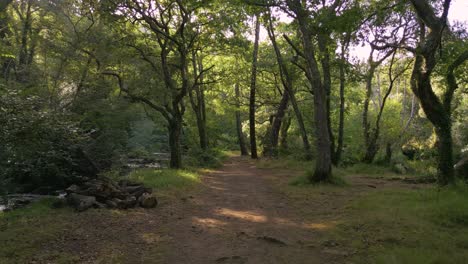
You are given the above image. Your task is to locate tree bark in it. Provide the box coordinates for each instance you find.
[279,114,291,150]
[249,15,260,159]
[168,118,183,169]
[235,82,249,156]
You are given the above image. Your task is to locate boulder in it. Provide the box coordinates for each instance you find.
[66,193,96,212]
[139,193,158,208]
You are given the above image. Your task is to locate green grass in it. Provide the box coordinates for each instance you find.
[333,184,468,263]
[0,198,76,263]
[128,168,201,189]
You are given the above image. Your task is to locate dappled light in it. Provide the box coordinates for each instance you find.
[216,208,268,223]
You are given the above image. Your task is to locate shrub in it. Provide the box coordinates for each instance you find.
[0,92,95,193]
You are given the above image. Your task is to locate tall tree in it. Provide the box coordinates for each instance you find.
[285,0,340,181]
[265,12,311,159]
[249,14,261,159]
[235,82,249,156]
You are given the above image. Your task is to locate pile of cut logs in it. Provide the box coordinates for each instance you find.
[65,177,157,211]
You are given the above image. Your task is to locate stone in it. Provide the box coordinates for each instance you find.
[139,193,158,208]
[66,193,96,212]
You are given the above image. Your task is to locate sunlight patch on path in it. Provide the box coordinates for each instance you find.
[216,208,268,223]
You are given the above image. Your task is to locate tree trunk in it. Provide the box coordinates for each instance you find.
[279,114,291,150]
[249,15,260,159]
[407,0,459,185]
[362,66,376,163]
[189,51,208,151]
[267,15,312,160]
[289,0,332,181]
[168,118,183,169]
[317,33,336,164]
[384,142,392,164]
[235,83,249,156]
[264,89,289,158]
[333,41,347,165]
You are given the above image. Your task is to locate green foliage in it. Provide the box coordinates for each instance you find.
[0,92,91,193]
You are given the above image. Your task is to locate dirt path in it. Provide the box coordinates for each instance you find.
[39,156,424,263]
[160,157,345,264]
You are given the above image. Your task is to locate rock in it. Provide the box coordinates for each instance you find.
[66,184,81,194]
[66,194,96,212]
[63,176,155,211]
[393,163,407,174]
[139,193,158,208]
[105,199,118,209]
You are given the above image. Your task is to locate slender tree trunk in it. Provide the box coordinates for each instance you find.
[333,39,347,165]
[264,89,289,158]
[267,14,312,159]
[189,51,208,151]
[249,15,260,159]
[235,83,249,156]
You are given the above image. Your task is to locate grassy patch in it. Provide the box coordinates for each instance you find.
[256,157,314,170]
[128,168,201,189]
[333,184,468,263]
[0,198,76,263]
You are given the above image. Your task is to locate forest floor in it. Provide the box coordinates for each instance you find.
[2,156,467,264]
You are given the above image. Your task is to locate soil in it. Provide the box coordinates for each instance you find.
[38,156,425,264]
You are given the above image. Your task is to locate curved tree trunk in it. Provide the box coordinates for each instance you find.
[407,0,462,185]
